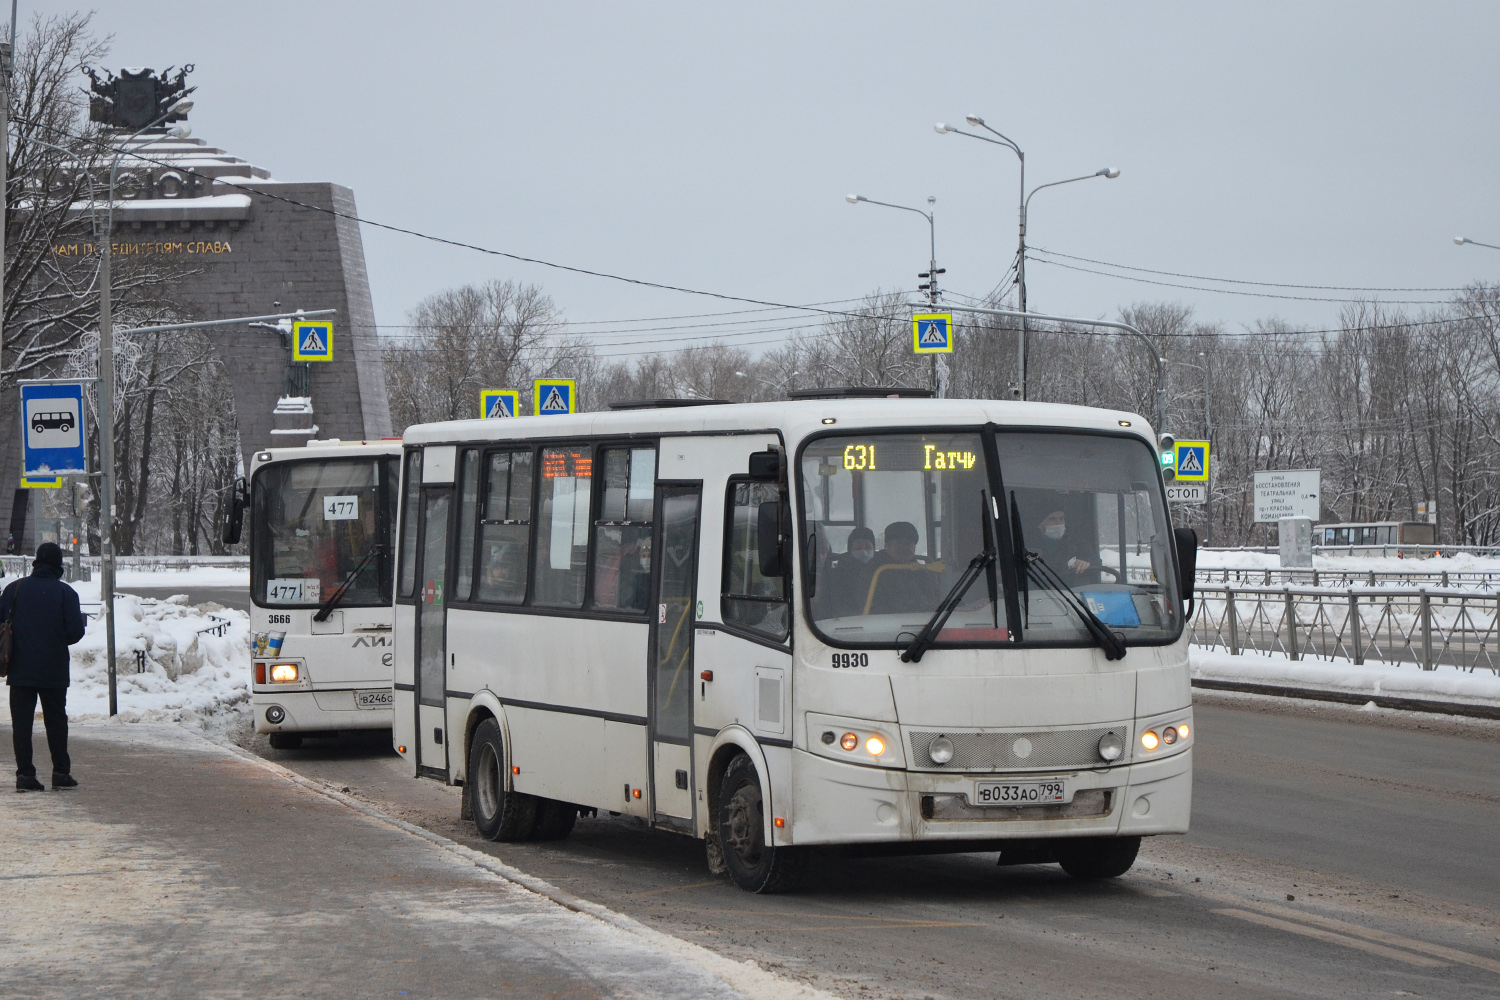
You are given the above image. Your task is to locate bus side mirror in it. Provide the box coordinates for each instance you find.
[747,449,783,481]
[757,500,785,577]
[222,480,246,546]
[1174,527,1198,618]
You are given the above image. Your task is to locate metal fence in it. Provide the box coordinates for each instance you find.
[1,554,245,579]
[1204,544,1500,558]
[1197,567,1500,591]
[1189,583,1500,675]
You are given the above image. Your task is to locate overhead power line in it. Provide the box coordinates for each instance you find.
[1030,248,1470,293]
[1029,257,1453,305]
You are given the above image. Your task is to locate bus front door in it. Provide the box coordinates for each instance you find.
[649,485,701,830]
[414,488,451,779]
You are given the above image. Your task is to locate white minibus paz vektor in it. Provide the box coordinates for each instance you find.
[246,439,403,748]
[392,392,1197,892]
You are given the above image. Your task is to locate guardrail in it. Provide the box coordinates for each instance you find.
[1189,583,1500,675]
[1197,567,1500,591]
[1202,544,1500,558]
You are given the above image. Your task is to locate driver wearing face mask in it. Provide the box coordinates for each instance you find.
[1035,509,1096,587]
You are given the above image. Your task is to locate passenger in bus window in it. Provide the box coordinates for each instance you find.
[867,522,940,614]
[1036,509,1098,588]
[825,526,876,617]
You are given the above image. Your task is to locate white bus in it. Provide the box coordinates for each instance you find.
[392,396,1196,891]
[246,439,403,749]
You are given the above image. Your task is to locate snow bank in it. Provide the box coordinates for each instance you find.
[1191,646,1500,708]
[1200,550,1500,573]
[57,566,251,595]
[1,594,252,739]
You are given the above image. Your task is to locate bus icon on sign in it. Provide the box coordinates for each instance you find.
[31,411,74,435]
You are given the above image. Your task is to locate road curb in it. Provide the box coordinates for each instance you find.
[1192,678,1500,720]
[204,734,837,1000]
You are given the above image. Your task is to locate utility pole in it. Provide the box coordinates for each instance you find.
[1,0,14,423]
[1201,350,1213,546]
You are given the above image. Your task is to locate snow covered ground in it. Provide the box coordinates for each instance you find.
[1191,647,1500,708]
[1200,550,1500,574]
[0,587,252,740]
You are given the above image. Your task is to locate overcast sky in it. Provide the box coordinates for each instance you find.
[31,1,1500,357]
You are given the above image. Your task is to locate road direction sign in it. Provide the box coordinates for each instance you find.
[1165,483,1205,504]
[20,380,88,477]
[912,313,953,354]
[1253,469,1320,523]
[533,379,576,416]
[480,389,520,419]
[292,320,334,362]
[1174,440,1210,481]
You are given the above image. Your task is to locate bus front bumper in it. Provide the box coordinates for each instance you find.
[252,688,393,735]
[780,746,1191,847]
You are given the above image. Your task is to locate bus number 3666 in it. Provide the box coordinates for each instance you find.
[831,652,869,668]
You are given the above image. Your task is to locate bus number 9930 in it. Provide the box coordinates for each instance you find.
[831,652,869,668]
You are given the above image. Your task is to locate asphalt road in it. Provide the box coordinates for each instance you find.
[243,693,1500,999]
[117,585,250,612]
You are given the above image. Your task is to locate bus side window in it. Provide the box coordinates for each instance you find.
[453,449,482,601]
[722,480,789,641]
[476,450,533,604]
[534,446,593,607]
[591,447,655,613]
[398,450,422,599]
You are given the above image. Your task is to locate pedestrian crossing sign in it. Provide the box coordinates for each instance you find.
[912,313,953,354]
[20,476,61,488]
[1173,440,1210,482]
[292,321,334,362]
[479,389,520,419]
[533,379,577,416]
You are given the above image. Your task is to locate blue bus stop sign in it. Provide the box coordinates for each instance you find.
[20,381,88,477]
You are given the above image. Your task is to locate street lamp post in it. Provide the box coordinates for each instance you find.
[845,193,947,395]
[94,106,192,715]
[1454,236,1500,251]
[936,116,1117,400]
[734,369,798,398]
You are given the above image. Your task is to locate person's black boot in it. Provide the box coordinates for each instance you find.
[51,773,77,789]
[16,775,45,792]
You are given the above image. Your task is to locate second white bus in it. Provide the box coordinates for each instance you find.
[392,396,1196,891]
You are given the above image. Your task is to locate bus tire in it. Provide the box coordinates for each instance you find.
[268,733,302,750]
[530,799,578,841]
[1056,836,1141,880]
[717,753,804,893]
[469,718,537,841]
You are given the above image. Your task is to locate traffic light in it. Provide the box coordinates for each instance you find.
[1158,433,1176,481]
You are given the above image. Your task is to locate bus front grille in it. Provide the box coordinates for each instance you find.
[907,728,1124,771]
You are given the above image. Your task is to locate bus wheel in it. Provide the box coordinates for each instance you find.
[1056,836,1141,880]
[717,754,804,893]
[469,718,537,841]
[531,799,578,841]
[268,733,302,750]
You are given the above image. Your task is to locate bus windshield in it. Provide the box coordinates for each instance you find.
[799,428,1180,648]
[252,457,398,608]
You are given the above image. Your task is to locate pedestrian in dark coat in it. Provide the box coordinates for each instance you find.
[1,542,87,791]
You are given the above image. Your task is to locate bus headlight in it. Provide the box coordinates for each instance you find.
[840,732,858,751]
[269,663,299,683]
[865,736,885,756]
[1141,730,1160,751]
[1162,726,1179,745]
[927,735,954,765]
[1097,731,1125,762]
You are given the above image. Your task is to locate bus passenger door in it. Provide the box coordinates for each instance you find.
[414,488,452,779]
[649,485,701,829]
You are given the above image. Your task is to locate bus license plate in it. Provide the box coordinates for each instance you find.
[973,779,1067,806]
[355,690,394,709]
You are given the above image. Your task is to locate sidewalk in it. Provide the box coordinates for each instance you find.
[0,720,815,1000]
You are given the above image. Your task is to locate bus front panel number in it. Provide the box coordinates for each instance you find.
[831,652,869,668]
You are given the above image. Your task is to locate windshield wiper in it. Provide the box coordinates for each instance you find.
[313,542,382,623]
[901,492,998,664]
[1008,492,1126,661]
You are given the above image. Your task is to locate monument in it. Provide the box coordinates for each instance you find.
[2,66,392,550]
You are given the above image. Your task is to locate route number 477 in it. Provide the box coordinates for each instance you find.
[323,495,359,521]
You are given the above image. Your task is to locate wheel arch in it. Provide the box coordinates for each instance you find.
[459,691,509,788]
[703,725,775,844]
